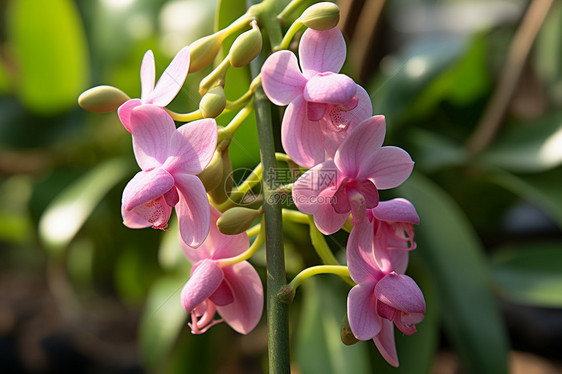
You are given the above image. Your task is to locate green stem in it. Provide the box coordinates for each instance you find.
[165,108,203,122]
[249,0,289,370]
[287,265,351,291]
[277,0,308,22]
[307,215,341,266]
[276,20,303,51]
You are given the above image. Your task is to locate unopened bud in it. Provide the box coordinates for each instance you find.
[299,2,340,31]
[199,86,226,118]
[341,313,359,346]
[229,22,262,68]
[209,149,233,204]
[217,206,262,235]
[197,149,223,192]
[78,85,130,113]
[189,32,226,73]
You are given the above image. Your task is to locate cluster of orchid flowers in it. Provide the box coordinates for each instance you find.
[79,2,425,368]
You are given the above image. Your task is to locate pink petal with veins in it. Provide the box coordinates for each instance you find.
[181,259,224,313]
[299,28,347,77]
[347,282,381,340]
[148,46,190,106]
[261,51,307,106]
[175,173,210,248]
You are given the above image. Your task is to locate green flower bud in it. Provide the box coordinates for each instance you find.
[341,313,359,346]
[217,206,262,235]
[197,149,223,192]
[229,22,262,68]
[199,86,226,118]
[78,85,130,113]
[299,2,340,31]
[189,32,226,73]
[209,148,233,204]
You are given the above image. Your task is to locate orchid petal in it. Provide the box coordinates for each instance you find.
[122,195,173,230]
[334,116,386,179]
[281,96,325,168]
[129,105,176,170]
[307,101,328,121]
[217,261,263,334]
[175,173,210,248]
[121,169,175,212]
[164,118,218,175]
[117,99,142,133]
[148,46,190,106]
[293,161,332,215]
[322,85,373,158]
[205,206,250,260]
[373,319,399,367]
[372,198,419,224]
[312,186,348,234]
[299,28,346,77]
[140,50,155,100]
[347,222,383,283]
[375,273,426,315]
[347,282,381,340]
[360,146,414,189]
[209,280,235,306]
[303,73,356,105]
[181,259,223,313]
[391,250,410,274]
[261,51,307,106]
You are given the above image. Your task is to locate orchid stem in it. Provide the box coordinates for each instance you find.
[249,0,290,370]
[165,108,203,122]
[246,223,261,237]
[287,265,352,291]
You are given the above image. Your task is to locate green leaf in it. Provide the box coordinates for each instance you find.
[491,242,562,307]
[535,0,562,104]
[295,277,371,374]
[7,0,89,115]
[488,167,562,228]
[479,112,562,172]
[371,34,479,126]
[138,274,187,370]
[408,129,468,172]
[398,173,509,374]
[38,158,129,256]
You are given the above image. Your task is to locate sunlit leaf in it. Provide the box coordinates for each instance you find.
[7,0,89,114]
[138,274,187,369]
[38,158,129,256]
[479,112,562,172]
[295,277,371,374]
[488,167,562,228]
[398,173,509,374]
[491,242,562,307]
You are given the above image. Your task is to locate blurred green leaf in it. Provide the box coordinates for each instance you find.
[38,158,129,256]
[0,176,32,243]
[491,242,562,307]
[7,0,89,115]
[372,34,487,126]
[295,277,371,374]
[398,173,509,374]
[408,129,468,172]
[479,112,562,172]
[0,59,10,94]
[138,274,187,370]
[488,167,562,228]
[535,0,562,104]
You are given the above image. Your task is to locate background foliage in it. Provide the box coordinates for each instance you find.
[1,0,561,373]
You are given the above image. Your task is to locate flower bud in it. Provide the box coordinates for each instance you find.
[341,313,359,346]
[209,148,233,204]
[199,86,226,118]
[78,85,130,113]
[299,2,340,31]
[189,32,226,73]
[197,149,223,192]
[217,207,261,235]
[229,22,262,68]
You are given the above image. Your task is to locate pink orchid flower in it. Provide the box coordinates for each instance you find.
[348,198,419,273]
[181,207,263,334]
[121,105,216,248]
[292,115,414,235]
[118,46,190,132]
[346,237,425,367]
[261,27,372,168]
